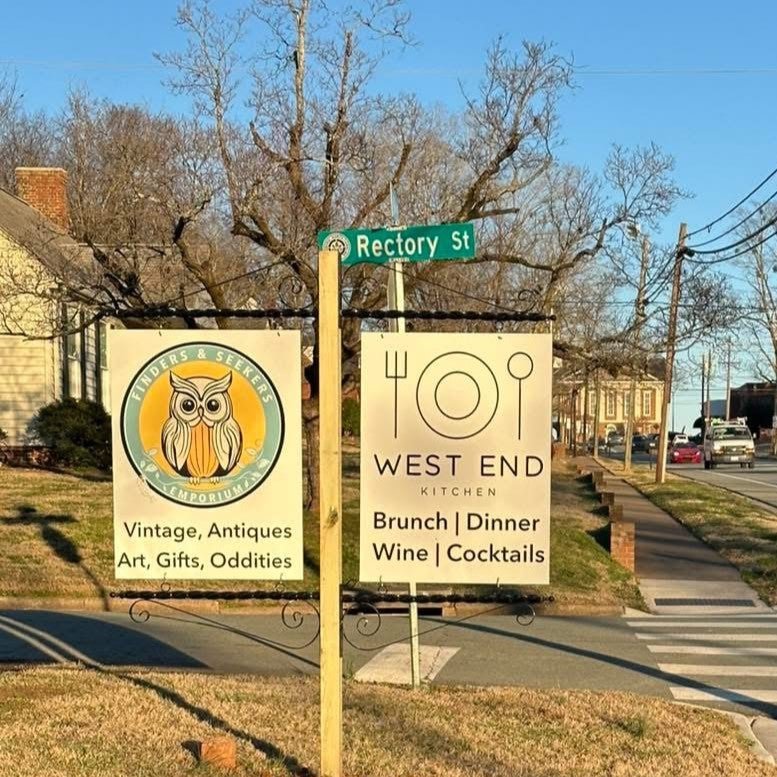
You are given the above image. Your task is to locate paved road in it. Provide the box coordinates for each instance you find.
[600,448,777,512]
[669,461,777,512]
[1,608,777,718]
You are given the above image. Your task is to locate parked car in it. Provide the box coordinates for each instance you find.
[631,434,646,452]
[670,442,702,465]
[644,433,659,452]
[607,433,625,448]
[671,433,689,445]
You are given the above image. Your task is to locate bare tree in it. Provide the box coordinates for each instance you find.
[0,73,55,190]
[733,215,777,449]
[0,3,690,508]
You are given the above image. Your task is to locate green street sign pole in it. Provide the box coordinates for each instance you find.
[318,222,476,266]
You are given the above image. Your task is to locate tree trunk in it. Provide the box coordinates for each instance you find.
[302,405,320,512]
[772,381,777,457]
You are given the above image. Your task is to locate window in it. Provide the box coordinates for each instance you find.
[606,391,617,418]
[64,305,81,361]
[588,391,596,416]
[712,426,751,440]
[642,390,653,418]
[623,391,631,418]
[98,322,108,369]
[66,329,80,361]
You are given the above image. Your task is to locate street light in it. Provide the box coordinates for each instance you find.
[620,223,647,473]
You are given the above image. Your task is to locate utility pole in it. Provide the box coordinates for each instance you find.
[387,184,421,690]
[700,353,706,428]
[656,223,688,484]
[705,350,712,421]
[725,341,732,420]
[624,235,650,472]
[318,249,343,777]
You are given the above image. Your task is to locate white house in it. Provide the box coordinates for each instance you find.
[0,168,108,447]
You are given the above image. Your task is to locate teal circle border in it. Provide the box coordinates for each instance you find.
[120,341,285,508]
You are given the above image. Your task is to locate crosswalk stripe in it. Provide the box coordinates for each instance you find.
[636,633,777,641]
[648,645,777,655]
[670,687,777,703]
[628,621,777,629]
[626,612,777,707]
[353,644,458,685]
[623,612,777,626]
[659,664,777,676]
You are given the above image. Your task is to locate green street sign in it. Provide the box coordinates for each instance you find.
[318,222,475,266]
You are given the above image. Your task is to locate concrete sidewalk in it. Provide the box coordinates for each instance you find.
[579,459,770,615]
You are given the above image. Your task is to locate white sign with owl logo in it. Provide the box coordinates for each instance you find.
[110,330,303,580]
[360,332,552,585]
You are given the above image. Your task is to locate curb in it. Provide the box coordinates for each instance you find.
[0,597,290,614]
[675,702,776,765]
[0,597,625,618]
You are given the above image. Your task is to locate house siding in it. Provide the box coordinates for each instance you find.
[84,320,97,401]
[0,229,58,443]
[0,336,50,444]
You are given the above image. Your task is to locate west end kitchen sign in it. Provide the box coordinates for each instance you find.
[318,222,475,265]
[359,332,552,585]
[110,329,303,580]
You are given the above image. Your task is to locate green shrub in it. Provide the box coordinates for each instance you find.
[342,397,360,437]
[29,399,112,470]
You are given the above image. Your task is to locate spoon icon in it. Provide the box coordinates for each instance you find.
[507,352,534,440]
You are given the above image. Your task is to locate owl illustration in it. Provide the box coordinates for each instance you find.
[161,371,243,483]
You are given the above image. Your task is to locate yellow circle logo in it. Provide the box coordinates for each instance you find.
[121,342,285,507]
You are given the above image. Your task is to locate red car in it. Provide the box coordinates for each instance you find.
[670,442,702,464]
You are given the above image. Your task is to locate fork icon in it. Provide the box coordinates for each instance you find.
[385,350,408,439]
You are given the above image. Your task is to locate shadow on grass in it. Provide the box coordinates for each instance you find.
[0,611,315,776]
[121,672,315,776]
[46,467,112,483]
[5,505,109,610]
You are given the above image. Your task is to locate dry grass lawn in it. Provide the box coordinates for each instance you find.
[0,458,641,609]
[614,464,777,605]
[0,666,769,777]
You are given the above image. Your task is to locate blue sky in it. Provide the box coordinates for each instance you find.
[3,0,774,428]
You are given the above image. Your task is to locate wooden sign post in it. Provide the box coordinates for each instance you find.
[318,249,343,777]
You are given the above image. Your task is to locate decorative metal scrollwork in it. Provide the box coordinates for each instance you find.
[512,287,542,313]
[340,597,540,653]
[278,272,315,310]
[516,603,535,626]
[341,264,384,308]
[116,588,550,655]
[127,596,320,651]
[341,601,383,650]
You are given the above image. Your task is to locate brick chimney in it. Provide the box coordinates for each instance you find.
[14,167,70,232]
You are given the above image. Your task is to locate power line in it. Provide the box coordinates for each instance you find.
[383,262,529,316]
[687,223,777,265]
[161,259,288,307]
[578,67,777,76]
[685,211,777,257]
[687,189,777,249]
[5,58,777,76]
[686,165,777,239]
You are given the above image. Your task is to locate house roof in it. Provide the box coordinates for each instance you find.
[0,186,202,309]
[0,186,94,284]
[0,185,287,322]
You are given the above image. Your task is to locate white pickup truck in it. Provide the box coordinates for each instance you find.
[703,419,755,470]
